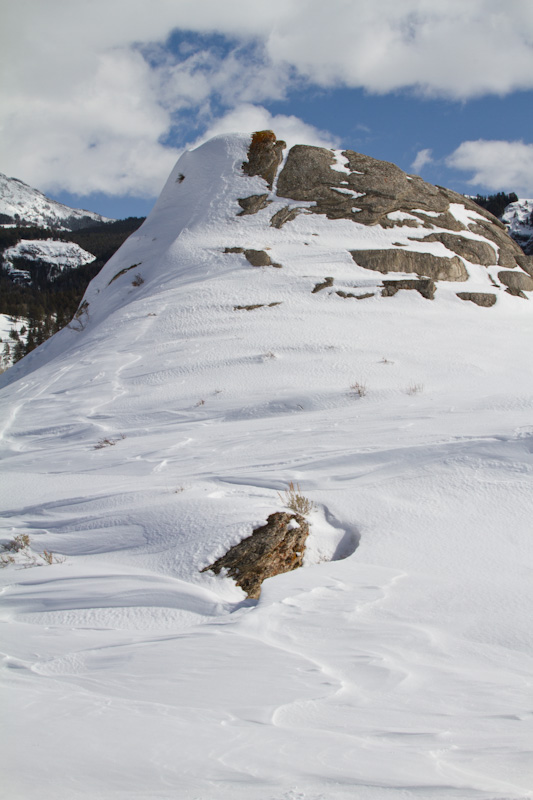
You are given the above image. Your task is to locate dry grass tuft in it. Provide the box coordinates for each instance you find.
[351,381,367,398]
[405,383,424,395]
[278,482,315,516]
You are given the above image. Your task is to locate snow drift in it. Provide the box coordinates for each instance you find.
[1,132,532,800]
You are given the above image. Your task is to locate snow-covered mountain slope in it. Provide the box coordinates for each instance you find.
[0,172,112,230]
[3,239,96,283]
[503,198,533,254]
[1,133,532,800]
[0,315,25,370]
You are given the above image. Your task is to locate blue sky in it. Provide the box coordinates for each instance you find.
[2,1,533,220]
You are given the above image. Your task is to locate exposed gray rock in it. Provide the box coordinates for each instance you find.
[270,206,302,228]
[411,232,497,266]
[276,146,457,226]
[312,277,334,293]
[237,194,271,215]
[224,246,244,253]
[242,130,286,189]
[497,270,533,291]
[233,302,282,311]
[200,512,309,598]
[336,290,374,299]
[497,270,533,296]
[382,279,436,300]
[457,292,497,307]
[350,249,468,281]
[243,249,281,268]
[467,220,523,267]
[516,254,533,277]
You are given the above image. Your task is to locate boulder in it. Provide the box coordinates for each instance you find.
[201,512,309,598]
[244,249,281,268]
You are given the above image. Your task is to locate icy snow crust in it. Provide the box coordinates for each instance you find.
[1,134,532,800]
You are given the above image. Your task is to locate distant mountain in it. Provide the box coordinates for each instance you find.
[502,197,533,255]
[3,239,96,284]
[0,172,113,230]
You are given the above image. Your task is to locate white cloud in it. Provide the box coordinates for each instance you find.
[447,140,533,196]
[2,0,533,196]
[411,149,433,173]
[190,104,339,151]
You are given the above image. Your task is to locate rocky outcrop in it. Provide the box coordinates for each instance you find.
[350,249,468,281]
[224,247,281,268]
[457,292,497,307]
[242,130,286,189]
[312,277,334,293]
[201,512,309,598]
[270,206,302,229]
[233,132,533,305]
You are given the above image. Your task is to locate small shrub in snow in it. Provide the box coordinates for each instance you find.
[132,273,144,287]
[278,482,315,516]
[94,434,125,449]
[351,381,367,398]
[3,533,31,552]
[405,383,424,395]
[1,534,64,568]
[69,300,90,332]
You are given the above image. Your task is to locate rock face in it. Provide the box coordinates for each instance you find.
[201,512,309,598]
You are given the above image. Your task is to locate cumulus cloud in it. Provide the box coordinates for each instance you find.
[447,139,533,196]
[411,149,433,173]
[190,104,339,151]
[2,0,533,196]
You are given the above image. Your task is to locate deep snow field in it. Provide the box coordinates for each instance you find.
[1,134,532,800]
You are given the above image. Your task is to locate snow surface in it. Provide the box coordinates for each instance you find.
[0,172,112,229]
[1,133,532,800]
[3,239,96,283]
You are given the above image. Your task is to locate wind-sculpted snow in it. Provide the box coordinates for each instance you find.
[1,133,532,800]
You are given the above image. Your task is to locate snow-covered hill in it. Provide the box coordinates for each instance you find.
[0,172,112,230]
[503,197,533,254]
[1,133,532,800]
[3,239,96,283]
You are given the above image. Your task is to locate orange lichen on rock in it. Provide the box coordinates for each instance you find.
[242,130,286,189]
